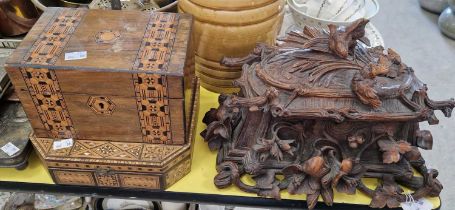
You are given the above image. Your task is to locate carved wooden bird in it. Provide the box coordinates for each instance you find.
[369,55,391,78]
[352,73,381,109]
[328,19,369,58]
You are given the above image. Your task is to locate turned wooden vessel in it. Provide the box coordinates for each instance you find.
[178,0,285,93]
[202,19,455,209]
[5,7,198,189]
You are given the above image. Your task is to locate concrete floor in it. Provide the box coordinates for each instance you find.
[371,0,455,209]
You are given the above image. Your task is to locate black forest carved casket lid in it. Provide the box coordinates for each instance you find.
[223,19,455,124]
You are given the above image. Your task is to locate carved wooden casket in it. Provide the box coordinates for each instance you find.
[202,19,455,209]
[4,7,198,189]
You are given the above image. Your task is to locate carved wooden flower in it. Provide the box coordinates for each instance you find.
[377,139,412,164]
[253,137,295,162]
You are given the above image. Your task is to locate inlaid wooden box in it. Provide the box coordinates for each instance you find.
[4,7,197,189]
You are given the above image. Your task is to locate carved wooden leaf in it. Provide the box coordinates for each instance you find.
[396,140,412,154]
[306,190,320,210]
[336,180,357,195]
[378,139,412,164]
[202,108,218,124]
[429,178,443,197]
[386,197,401,208]
[308,177,321,192]
[205,120,230,148]
[321,187,334,206]
[382,178,404,195]
[213,126,229,139]
[287,174,305,194]
[296,177,319,195]
[321,152,340,188]
[382,151,400,164]
[369,192,387,208]
[207,136,223,151]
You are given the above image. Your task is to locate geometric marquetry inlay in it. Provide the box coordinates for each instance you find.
[21,67,76,139]
[53,170,95,186]
[87,96,116,115]
[132,13,180,145]
[165,158,191,187]
[95,30,121,44]
[20,8,87,139]
[31,136,185,163]
[119,174,160,189]
[24,8,86,65]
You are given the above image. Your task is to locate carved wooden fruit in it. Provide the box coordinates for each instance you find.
[178,0,285,93]
[5,8,198,190]
[202,19,455,209]
[302,155,325,177]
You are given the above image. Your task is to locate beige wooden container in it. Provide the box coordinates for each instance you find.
[179,0,285,93]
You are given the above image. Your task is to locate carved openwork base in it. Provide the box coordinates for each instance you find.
[203,106,442,209]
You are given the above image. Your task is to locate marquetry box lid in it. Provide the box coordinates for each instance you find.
[5,8,194,145]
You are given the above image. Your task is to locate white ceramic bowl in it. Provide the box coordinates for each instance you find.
[288,0,379,29]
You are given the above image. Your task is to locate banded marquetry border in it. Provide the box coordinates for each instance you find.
[30,135,191,167]
[20,67,77,139]
[133,74,173,144]
[19,8,87,139]
[23,8,87,65]
[132,12,181,144]
[132,12,180,72]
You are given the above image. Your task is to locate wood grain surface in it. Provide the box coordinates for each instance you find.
[5,8,194,145]
[179,0,284,92]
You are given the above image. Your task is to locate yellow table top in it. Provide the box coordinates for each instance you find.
[0,87,441,209]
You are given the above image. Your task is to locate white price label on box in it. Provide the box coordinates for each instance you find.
[1,142,20,156]
[65,51,87,60]
[53,138,74,150]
